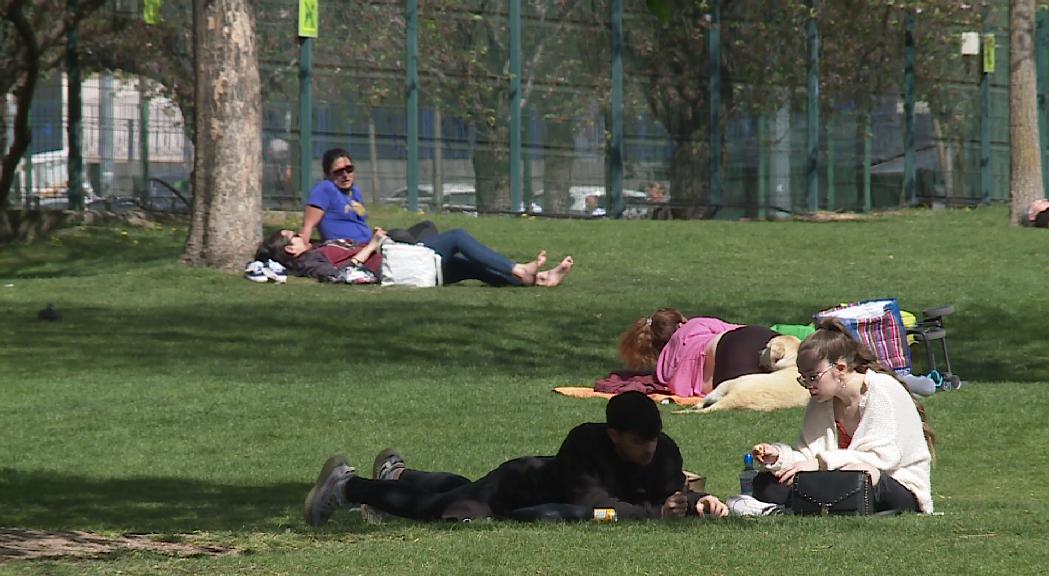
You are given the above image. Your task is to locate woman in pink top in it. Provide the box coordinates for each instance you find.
[618,308,779,397]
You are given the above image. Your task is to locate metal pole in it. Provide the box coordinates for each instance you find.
[140,78,150,194]
[980,14,992,204]
[826,113,835,210]
[432,108,443,210]
[67,0,83,210]
[509,0,522,212]
[709,0,721,209]
[807,0,820,212]
[299,36,313,202]
[903,10,916,206]
[99,71,114,196]
[609,0,624,217]
[757,114,766,219]
[1038,10,1048,197]
[863,111,873,211]
[406,0,419,212]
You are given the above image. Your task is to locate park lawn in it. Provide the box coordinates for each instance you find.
[0,205,1047,575]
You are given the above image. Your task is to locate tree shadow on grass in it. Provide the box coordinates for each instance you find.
[0,468,303,533]
[0,298,614,380]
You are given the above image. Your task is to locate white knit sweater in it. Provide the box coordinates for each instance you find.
[764,370,934,513]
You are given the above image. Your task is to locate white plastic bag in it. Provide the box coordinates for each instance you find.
[380,241,443,287]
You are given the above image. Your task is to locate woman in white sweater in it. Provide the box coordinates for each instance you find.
[750,318,935,514]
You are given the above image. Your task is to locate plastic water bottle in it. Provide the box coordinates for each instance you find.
[739,453,757,496]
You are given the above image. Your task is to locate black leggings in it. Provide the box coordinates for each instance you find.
[712,325,779,387]
[344,456,553,521]
[752,471,919,513]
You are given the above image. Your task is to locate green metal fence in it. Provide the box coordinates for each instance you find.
[5,0,1037,218]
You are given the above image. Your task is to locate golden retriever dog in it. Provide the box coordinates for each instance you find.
[680,335,808,413]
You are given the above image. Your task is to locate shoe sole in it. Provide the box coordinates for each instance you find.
[304,454,348,526]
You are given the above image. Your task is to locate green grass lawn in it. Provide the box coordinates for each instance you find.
[1,206,1047,575]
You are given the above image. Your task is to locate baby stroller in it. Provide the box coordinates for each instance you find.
[907,305,963,391]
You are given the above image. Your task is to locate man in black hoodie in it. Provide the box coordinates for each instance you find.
[304,391,727,525]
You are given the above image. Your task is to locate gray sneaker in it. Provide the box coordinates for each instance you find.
[361,449,406,525]
[304,455,356,527]
[373,448,406,481]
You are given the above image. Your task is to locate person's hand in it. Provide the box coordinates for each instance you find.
[774,458,820,485]
[695,495,728,518]
[661,491,688,518]
[752,443,779,466]
[371,227,388,242]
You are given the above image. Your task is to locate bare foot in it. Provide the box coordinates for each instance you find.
[513,250,547,285]
[536,256,573,287]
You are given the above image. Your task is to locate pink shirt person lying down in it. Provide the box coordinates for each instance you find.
[618,308,742,398]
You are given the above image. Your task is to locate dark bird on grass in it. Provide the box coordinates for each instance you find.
[38,304,61,321]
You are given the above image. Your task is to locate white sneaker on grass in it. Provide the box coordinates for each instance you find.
[264,260,288,283]
[727,494,784,517]
[304,455,356,526]
[244,261,269,283]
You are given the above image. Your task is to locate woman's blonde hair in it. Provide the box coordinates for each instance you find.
[617,308,687,371]
[799,317,936,461]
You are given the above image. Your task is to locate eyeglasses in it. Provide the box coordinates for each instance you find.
[331,165,355,177]
[797,365,835,388]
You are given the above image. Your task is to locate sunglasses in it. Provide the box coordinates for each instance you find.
[331,165,355,177]
[796,365,835,388]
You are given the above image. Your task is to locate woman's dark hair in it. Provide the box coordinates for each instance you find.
[617,308,687,371]
[258,230,296,268]
[322,148,353,177]
[800,317,936,460]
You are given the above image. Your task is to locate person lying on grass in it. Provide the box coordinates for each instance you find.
[259,227,573,287]
[748,318,935,514]
[303,391,728,525]
[618,308,780,398]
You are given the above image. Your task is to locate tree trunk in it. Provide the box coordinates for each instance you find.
[472,128,510,211]
[541,118,573,214]
[0,0,40,242]
[182,0,262,270]
[668,133,709,219]
[1010,0,1044,224]
[932,116,955,201]
[367,112,381,204]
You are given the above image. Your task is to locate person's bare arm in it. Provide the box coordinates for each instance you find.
[298,206,325,242]
[349,228,387,265]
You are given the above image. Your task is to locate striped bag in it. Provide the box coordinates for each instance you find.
[813,299,912,375]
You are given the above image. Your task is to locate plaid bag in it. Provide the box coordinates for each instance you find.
[813,298,912,375]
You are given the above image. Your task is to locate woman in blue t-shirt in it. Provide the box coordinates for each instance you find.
[298,148,373,244]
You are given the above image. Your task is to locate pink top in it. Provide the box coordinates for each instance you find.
[656,317,742,397]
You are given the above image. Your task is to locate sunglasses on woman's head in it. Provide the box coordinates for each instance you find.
[331,165,355,177]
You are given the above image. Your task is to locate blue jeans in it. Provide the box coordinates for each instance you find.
[421,228,520,286]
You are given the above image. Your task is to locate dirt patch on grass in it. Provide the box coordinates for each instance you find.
[0,528,239,563]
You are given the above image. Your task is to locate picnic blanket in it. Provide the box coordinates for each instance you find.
[552,387,704,407]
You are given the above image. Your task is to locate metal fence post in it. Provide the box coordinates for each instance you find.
[67,0,83,210]
[757,114,766,219]
[139,79,150,193]
[406,0,419,212]
[863,110,873,212]
[298,36,313,202]
[709,0,721,210]
[1038,9,1048,197]
[509,0,522,212]
[807,0,820,212]
[980,11,992,204]
[609,0,624,217]
[903,10,916,206]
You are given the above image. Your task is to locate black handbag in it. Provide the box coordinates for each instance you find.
[790,471,874,516]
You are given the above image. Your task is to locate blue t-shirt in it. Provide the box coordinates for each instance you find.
[307,180,370,243]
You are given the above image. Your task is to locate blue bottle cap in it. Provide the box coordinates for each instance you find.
[743,453,754,466]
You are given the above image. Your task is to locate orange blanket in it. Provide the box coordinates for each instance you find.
[552,386,704,407]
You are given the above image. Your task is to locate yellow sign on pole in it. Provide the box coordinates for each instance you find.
[143,0,161,25]
[299,0,318,38]
[982,33,996,74]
